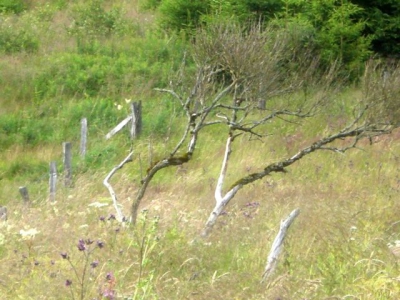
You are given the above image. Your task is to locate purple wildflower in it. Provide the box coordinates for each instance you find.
[108,214,116,221]
[106,272,113,281]
[60,252,69,259]
[90,260,99,268]
[77,239,86,251]
[102,289,116,300]
[65,279,72,287]
[99,216,106,221]
[34,260,40,266]
[97,240,105,249]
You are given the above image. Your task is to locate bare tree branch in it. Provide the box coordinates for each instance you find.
[261,208,300,282]
[104,151,133,222]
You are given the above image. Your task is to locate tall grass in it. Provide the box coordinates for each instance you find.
[0,1,400,299]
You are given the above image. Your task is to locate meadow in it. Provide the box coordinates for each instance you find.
[1,1,400,299]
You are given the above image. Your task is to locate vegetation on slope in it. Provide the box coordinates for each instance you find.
[0,0,399,299]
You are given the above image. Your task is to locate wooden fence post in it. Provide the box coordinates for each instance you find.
[130,101,142,139]
[80,118,87,157]
[258,99,266,110]
[63,142,72,187]
[49,161,57,202]
[19,186,30,203]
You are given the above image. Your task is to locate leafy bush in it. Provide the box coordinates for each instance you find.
[33,35,186,100]
[0,0,26,14]
[0,15,39,53]
[273,0,372,77]
[68,0,130,38]
[158,0,211,32]
[0,158,48,180]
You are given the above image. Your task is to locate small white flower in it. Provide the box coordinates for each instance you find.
[20,228,40,240]
[117,104,123,110]
[88,202,108,208]
[125,98,131,104]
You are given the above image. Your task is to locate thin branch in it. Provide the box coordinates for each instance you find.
[103,151,133,221]
[154,88,184,106]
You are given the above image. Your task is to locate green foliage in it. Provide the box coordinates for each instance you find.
[0,157,48,181]
[0,111,54,149]
[140,0,162,10]
[68,0,129,38]
[156,0,284,32]
[274,0,372,76]
[0,0,26,14]
[351,0,400,56]
[158,0,211,32]
[207,0,283,22]
[26,33,186,101]
[0,14,39,53]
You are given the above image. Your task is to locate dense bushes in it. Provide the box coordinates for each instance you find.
[149,0,399,75]
[0,0,26,14]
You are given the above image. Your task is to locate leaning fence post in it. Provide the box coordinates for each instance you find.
[130,101,142,139]
[63,142,72,187]
[19,186,30,203]
[49,161,57,202]
[80,118,87,157]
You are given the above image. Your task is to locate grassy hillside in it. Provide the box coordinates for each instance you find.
[1,1,400,299]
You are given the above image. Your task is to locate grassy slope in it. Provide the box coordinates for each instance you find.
[1,1,400,299]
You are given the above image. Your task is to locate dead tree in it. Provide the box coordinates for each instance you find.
[128,22,400,233]
[192,24,400,236]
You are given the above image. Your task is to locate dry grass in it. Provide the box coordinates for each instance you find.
[1,124,399,299]
[1,1,400,299]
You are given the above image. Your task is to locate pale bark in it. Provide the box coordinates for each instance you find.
[63,142,72,187]
[261,208,300,282]
[49,161,57,202]
[80,118,87,157]
[103,151,133,222]
[105,115,132,140]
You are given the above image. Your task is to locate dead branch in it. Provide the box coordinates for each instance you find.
[103,151,133,222]
[261,208,300,282]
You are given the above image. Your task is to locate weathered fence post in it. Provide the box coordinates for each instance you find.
[49,161,57,202]
[130,101,142,139]
[19,186,30,203]
[80,118,87,157]
[258,99,266,110]
[0,206,7,221]
[63,142,72,187]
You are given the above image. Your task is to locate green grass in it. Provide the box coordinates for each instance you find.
[0,1,400,299]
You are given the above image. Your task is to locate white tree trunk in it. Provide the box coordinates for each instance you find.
[202,136,242,237]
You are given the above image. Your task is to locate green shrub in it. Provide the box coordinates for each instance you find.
[273,0,372,77]
[33,35,186,100]
[0,16,39,53]
[158,0,211,32]
[68,0,130,38]
[140,0,162,10]
[0,158,48,180]
[0,0,26,14]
